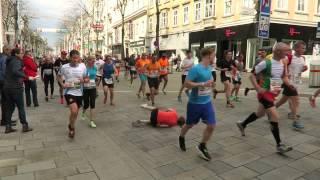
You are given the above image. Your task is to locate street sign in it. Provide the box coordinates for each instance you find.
[257,0,271,39]
[316,22,320,38]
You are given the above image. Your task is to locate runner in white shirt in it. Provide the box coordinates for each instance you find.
[177,50,194,102]
[236,43,293,154]
[276,41,307,130]
[58,50,88,139]
[94,54,105,96]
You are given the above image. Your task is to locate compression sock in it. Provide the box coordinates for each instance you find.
[242,113,258,128]
[270,121,281,146]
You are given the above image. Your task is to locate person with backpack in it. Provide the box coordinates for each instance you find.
[236,42,293,154]
[275,41,307,130]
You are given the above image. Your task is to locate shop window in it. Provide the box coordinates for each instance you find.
[195,1,201,21]
[277,0,288,10]
[183,5,189,24]
[297,0,307,12]
[173,8,178,26]
[205,0,215,18]
[224,0,232,16]
[243,0,253,8]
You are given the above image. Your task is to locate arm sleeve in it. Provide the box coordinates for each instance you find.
[254,61,267,74]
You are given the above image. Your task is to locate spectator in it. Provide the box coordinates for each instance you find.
[23,50,39,107]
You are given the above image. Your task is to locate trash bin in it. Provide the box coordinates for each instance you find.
[309,61,320,87]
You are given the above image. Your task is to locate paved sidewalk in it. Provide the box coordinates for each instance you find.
[0,72,320,180]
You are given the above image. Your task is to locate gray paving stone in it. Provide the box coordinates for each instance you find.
[260,153,296,168]
[155,163,185,178]
[0,146,15,153]
[0,166,16,177]
[216,137,242,147]
[245,159,276,174]
[35,166,77,180]
[171,166,217,180]
[0,158,24,168]
[288,156,320,173]
[295,143,320,154]
[17,160,56,174]
[175,157,206,171]
[220,166,258,180]
[303,170,320,180]
[1,173,34,180]
[222,152,261,167]
[258,166,305,180]
[76,163,94,173]
[0,140,19,147]
[222,142,255,155]
[204,160,234,174]
[66,172,99,180]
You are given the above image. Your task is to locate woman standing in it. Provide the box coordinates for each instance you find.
[82,56,98,128]
[102,55,117,105]
[41,55,54,102]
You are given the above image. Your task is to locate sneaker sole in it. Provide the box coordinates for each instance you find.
[196,146,211,161]
[236,123,245,136]
[277,147,293,154]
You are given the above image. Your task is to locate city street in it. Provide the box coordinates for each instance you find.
[1,72,320,180]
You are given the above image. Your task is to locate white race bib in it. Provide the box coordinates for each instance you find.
[270,78,282,95]
[43,69,52,75]
[225,71,232,78]
[84,79,96,88]
[104,78,113,84]
[149,71,159,78]
[199,87,212,96]
[160,67,168,74]
[131,66,136,71]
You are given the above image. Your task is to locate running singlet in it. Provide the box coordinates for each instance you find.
[288,55,306,87]
[103,63,114,79]
[157,109,178,126]
[187,64,213,104]
[136,59,150,74]
[218,59,233,78]
[146,62,161,78]
[158,57,169,75]
[181,58,194,75]
[59,63,87,96]
[84,66,97,89]
[94,59,105,76]
[41,63,54,77]
[128,58,136,71]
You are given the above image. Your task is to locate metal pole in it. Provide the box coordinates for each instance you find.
[14,0,19,45]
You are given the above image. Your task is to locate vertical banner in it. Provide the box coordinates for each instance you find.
[258,0,271,38]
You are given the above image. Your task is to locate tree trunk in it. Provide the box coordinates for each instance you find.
[155,0,160,57]
[121,14,125,60]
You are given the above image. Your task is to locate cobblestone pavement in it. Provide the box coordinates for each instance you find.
[1,72,320,180]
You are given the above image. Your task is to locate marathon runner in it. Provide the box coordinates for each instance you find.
[94,53,105,97]
[41,55,54,102]
[215,50,235,108]
[177,50,194,102]
[236,42,293,154]
[82,55,98,128]
[102,55,117,106]
[54,51,69,104]
[128,54,137,86]
[179,48,216,161]
[135,53,150,98]
[276,41,307,130]
[231,54,245,102]
[114,56,121,83]
[158,54,169,94]
[57,50,87,138]
[145,55,161,106]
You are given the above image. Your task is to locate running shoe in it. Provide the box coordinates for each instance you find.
[244,88,250,96]
[196,144,211,161]
[236,121,246,136]
[177,96,182,103]
[179,136,186,151]
[162,90,167,95]
[277,144,293,154]
[292,121,304,130]
[81,113,87,121]
[213,90,218,99]
[229,96,236,101]
[90,121,97,128]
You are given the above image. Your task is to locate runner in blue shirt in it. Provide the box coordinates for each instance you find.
[179,48,216,161]
[102,55,117,105]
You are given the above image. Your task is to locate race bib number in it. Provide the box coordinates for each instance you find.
[199,87,211,96]
[270,78,282,96]
[225,71,232,78]
[84,79,96,88]
[43,69,52,75]
[131,66,136,71]
[160,67,168,74]
[67,80,81,89]
[234,72,241,81]
[149,71,159,78]
[104,78,113,84]
[115,63,120,67]
[183,70,189,75]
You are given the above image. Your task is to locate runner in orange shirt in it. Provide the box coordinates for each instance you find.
[135,53,150,98]
[158,54,170,94]
[146,55,161,106]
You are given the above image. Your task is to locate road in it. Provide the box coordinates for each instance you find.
[0,71,320,180]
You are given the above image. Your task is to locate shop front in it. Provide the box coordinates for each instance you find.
[129,39,145,56]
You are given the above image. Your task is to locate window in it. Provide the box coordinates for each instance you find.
[297,0,306,12]
[195,2,201,21]
[149,16,153,31]
[160,11,168,28]
[224,0,232,15]
[205,0,215,18]
[318,0,320,14]
[277,0,288,9]
[243,0,253,8]
[173,8,178,26]
[183,5,189,24]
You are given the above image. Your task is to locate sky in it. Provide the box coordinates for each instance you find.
[25,0,77,47]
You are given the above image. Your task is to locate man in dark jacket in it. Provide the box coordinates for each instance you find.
[4,48,33,133]
[23,50,39,107]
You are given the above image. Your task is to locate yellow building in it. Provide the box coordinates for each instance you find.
[147,0,320,68]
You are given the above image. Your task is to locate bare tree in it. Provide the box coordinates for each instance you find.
[116,0,128,59]
[1,0,15,44]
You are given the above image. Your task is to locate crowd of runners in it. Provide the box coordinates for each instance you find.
[1,40,320,161]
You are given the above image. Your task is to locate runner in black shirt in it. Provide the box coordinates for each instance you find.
[54,51,69,104]
[41,55,54,101]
